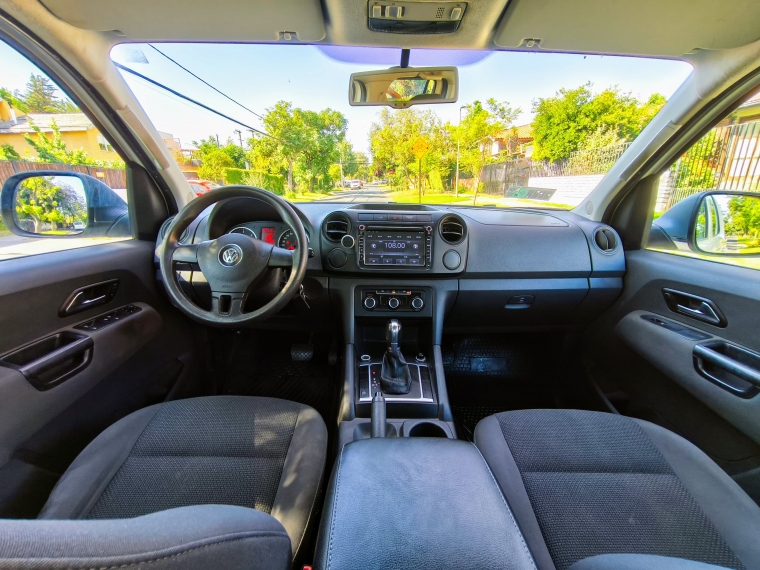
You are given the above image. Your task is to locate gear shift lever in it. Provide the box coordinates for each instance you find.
[380,319,412,394]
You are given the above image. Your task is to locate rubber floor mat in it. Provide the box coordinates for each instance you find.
[443,334,562,439]
[222,331,337,424]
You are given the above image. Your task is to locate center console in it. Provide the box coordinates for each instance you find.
[320,206,468,275]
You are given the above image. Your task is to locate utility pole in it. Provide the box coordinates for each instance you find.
[233,129,243,147]
[215,134,220,148]
[454,105,466,198]
[418,157,422,204]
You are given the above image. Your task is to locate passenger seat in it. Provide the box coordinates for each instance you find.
[475,410,760,570]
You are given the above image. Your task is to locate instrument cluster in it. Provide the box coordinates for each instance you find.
[226,222,309,251]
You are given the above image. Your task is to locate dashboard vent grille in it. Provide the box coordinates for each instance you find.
[439,215,466,244]
[593,227,619,253]
[323,213,351,242]
[159,216,190,243]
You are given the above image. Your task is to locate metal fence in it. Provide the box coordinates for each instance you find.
[662,120,760,209]
[0,160,127,189]
[479,142,632,196]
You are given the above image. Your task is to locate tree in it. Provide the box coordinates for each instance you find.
[14,176,85,232]
[726,196,760,238]
[456,99,520,203]
[370,107,452,193]
[21,74,79,113]
[197,149,235,183]
[531,84,666,162]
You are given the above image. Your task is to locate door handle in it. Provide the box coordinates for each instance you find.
[59,279,119,317]
[693,341,760,398]
[0,331,94,391]
[662,288,726,327]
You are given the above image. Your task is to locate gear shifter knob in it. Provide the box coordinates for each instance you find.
[386,319,401,349]
[381,319,412,394]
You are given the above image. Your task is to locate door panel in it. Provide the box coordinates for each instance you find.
[584,249,760,490]
[0,240,199,517]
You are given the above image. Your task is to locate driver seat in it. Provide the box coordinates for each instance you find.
[21,396,327,567]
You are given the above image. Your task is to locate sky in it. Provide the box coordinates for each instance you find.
[2,40,694,156]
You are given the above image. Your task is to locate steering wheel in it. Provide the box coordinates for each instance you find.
[158,186,309,326]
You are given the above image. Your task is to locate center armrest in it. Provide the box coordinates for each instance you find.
[313,438,537,570]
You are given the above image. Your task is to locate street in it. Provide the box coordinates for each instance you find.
[314,183,393,203]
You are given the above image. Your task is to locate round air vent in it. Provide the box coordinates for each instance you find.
[593,226,620,254]
[439,215,466,245]
[159,216,190,243]
[322,212,351,243]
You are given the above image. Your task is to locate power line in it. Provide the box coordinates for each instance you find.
[147,44,266,122]
[114,62,286,145]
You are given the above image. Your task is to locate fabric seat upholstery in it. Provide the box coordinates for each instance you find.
[475,409,760,570]
[39,396,328,560]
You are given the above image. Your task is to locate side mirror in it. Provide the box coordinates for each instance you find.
[349,66,458,109]
[688,192,760,256]
[1,171,130,239]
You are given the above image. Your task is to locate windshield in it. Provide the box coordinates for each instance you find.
[110,44,692,208]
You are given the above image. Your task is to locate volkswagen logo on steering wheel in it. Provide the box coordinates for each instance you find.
[219,244,243,267]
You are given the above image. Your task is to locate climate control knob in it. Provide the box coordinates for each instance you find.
[387,297,400,310]
[411,296,424,310]
[363,296,377,310]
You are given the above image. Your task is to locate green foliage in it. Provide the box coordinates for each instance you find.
[0,143,20,161]
[532,84,666,162]
[0,87,28,113]
[224,167,246,185]
[240,170,285,195]
[18,74,79,113]
[726,196,760,238]
[14,176,86,233]
[197,148,234,183]
[672,130,723,190]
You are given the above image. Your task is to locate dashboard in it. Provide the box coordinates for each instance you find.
[156,197,627,330]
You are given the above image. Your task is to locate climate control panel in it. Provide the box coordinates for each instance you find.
[360,289,426,312]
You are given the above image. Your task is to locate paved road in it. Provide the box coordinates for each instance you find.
[315,184,393,203]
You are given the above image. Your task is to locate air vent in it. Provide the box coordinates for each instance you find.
[159,216,190,243]
[439,215,466,244]
[593,227,619,253]
[323,213,351,242]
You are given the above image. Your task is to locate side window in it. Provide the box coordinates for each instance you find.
[0,39,130,262]
[649,87,760,270]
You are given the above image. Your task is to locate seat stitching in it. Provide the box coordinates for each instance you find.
[326,445,345,570]
[472,443,538,570]
[13,531,290,570]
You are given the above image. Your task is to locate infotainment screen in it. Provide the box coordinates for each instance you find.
[363,229,425,266]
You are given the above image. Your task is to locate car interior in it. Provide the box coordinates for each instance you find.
[1,0,760,569]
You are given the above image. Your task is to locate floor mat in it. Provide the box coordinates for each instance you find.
[221,331,338,424]
[443,334,563,440]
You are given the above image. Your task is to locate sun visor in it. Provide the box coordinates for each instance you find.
[39,0,327,42]
[493,0,760,57]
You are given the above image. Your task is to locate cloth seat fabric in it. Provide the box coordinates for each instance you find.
[475,409,760,570]
[38,395,328,560]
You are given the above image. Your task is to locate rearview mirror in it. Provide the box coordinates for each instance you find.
[349,66,458,109]
[1,171,130,239]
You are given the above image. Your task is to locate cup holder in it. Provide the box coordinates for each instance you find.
[406,421,449,438]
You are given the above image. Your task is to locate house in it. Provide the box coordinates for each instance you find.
[0,103,118,162]
[490,124,534,158]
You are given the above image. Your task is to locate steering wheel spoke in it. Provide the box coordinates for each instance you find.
[172,243,199,264]
[211,292,246,318]
[268,246,294,267]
